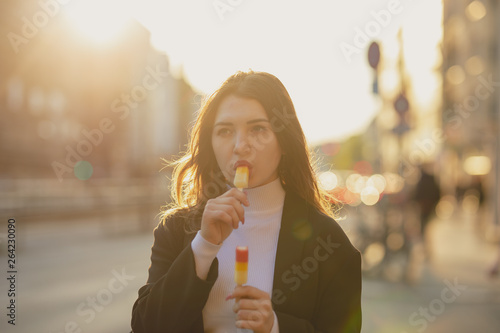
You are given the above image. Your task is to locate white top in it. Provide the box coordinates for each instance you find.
[191,177,285,332]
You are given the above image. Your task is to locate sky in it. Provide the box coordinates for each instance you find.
[63,0,442,145]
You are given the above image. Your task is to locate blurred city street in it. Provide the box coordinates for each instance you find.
[1,207,499,333]
[1,0,500,332]
[362,210,500,333]
[0,214,155,333]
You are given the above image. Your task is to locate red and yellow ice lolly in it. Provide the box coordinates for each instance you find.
[234,166,249,191]
[235,246,248,285]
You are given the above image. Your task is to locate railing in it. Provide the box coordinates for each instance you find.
[0,177,171,222]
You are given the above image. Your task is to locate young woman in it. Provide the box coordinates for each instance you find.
[131,71,362,333]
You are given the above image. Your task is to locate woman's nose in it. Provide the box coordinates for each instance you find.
[233,132,251,155]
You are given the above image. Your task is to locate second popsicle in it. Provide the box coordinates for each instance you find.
[234,246,248,285]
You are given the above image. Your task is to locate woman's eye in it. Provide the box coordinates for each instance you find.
[251,125,267,133]
[216,128,232,136]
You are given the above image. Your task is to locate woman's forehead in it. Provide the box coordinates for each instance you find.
[215,95,268,122]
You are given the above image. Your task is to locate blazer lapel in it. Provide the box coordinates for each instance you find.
[272,191,307,305]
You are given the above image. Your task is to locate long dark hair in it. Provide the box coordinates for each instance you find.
[162,70,333,226]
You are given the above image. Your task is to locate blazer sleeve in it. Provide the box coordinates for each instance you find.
[275,248,362,333]
[131,215,218,333]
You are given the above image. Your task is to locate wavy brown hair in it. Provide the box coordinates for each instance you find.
[162,70,333,226]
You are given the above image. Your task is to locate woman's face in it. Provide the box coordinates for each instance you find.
[211,95,282,189]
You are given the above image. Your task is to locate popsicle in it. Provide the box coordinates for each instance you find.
[234,166,249,191]
[234,246,248,285]
[234,246,253,333]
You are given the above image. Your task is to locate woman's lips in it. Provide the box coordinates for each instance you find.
[233,161,252,179]
[234,160,252,170]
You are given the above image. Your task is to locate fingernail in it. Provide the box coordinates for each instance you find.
[225,294,233,301]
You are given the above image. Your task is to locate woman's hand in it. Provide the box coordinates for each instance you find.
[228,285,275,333]
[200,188,249,245]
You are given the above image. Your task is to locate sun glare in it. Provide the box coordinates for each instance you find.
[64,0,133,45]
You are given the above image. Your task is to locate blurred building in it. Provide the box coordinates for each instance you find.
[0,0,199,182]
[442,0,499,233]
[0,1,201,220]
[315,1,444,208]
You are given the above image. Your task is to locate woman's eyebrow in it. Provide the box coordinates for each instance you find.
[214,119,270,127]
[247,119,270,124]
[213,121,233,127]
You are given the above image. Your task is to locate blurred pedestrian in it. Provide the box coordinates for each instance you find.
[131,71,362,333]
[413,163,441,258]
[468,175,485,207]
[468,175,486,226]
[489,247,500,278]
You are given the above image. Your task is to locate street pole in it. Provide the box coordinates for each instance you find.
[496,0,500,231]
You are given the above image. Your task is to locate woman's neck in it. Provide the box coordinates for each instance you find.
[243,177,285,213]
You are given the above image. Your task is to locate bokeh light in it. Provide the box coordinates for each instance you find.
[28,87,44,115]
[465,0,487,22]
[436,195,456,219]
[346,174,361,193]
[465,55,485,75]
[445,65,465,85]
[361,186,380,206]
[462,191,480,214]
[318,171,338,191]
[292,219,313,241]
[464,156,491,175]
[353,160,373,175]
[320,142,341,156]
[347,174,369,194]
[363,242,385,269]
[387,232,405,251]
[341,188,361,207]
[383,173,405,194]
[367,174,387,193]
[74,161,94,180]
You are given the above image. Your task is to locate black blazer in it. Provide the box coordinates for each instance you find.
[131,191,362,333]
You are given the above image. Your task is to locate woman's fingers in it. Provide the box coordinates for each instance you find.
[206,200,243,226]
[228,286,274,333]
[200,188,249,244]
[230,287,273,310]
[211,196,246,223]
[209,209,234,227]
[222,188,250,207]
[230,285,268,300]
[236,309,266,322]
[232,298,271,313]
